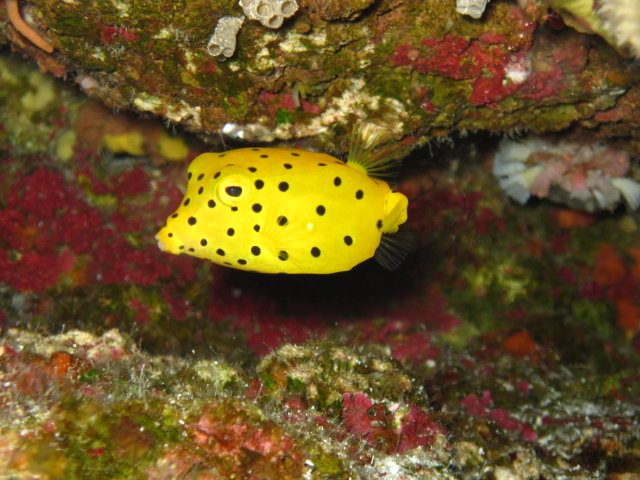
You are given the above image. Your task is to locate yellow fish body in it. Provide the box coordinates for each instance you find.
[156,125,410,274]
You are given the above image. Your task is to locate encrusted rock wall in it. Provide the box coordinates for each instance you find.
[2,0,639,148]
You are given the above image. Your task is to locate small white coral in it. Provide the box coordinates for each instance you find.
[493,136,640,212]
[239,0,298,29]
[456,0,491,20]
[207,16,245,58]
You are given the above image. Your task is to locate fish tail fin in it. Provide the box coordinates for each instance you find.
[374,191,411,270]
[346,123,408,180]
[375,226,413,270]
[382,191,409,234]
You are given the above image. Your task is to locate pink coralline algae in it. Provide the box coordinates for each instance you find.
[0,165,182,293]
[389,27,532,106]
[186,401,304,477]
[206,280,324,356]
[389,9,598,108]
[460,390,538,441]
[342,392,446,453]
[96,23,139,44]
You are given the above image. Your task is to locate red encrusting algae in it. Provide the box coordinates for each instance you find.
[342,392,446,454]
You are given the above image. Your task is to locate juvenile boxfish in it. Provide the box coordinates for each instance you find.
[156,124,410,274]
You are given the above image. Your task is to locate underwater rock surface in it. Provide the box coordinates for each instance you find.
[1,53,639,479]
[2,0,640,146]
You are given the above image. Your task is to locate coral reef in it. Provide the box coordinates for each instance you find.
[1,5,640,479]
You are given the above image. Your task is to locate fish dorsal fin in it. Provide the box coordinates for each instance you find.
[374,226,413,270]
[346,123,408,180]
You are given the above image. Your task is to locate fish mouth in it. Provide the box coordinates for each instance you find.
[155,233,168,252]
[155,228,181,255]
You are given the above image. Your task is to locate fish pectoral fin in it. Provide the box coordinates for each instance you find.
[346,123,409,180]
[260,218,306,273]
[374,225,413,270]
[382,191,409,234]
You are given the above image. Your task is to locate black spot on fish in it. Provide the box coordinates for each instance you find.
[217,248,225,256]
[251,148,260,151]
[168,232,173,237]
[291,152,300,157]
[344,235,353,246]
[251,246,261,256]
[311,247,321,257]
[198,186,204,195]
[227,228,235,236]
[171,213,178,218]
[197,173,204,181]
[377,219,383,229]
[334,176,342,186]
[231,206,238,212]
[255,179,264,189]
[214,171,221,179]
[316,205,325,216]
[200,239,207,246]
[252,203,262,213]
[238,259,247,265]
[254,224,260,232]
[188,216,197,225]
[319,163,327,167]
[278,250,289,261]
[187,172,192,180]
[188,247,195,252]
[356,190,363,199]
[183,198,190,206]
[248,167,257,172]
[208,199,216,208]
[260,154,269,158]
[179,245,185,250]
[284,163,292,169]
[277,216,288,226]
[278,182,289,192]
[218,153,226,157]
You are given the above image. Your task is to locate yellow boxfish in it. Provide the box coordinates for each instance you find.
[156,124,410,274]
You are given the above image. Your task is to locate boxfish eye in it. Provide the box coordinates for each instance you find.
[225,186,242,197]
[217,175,252,207]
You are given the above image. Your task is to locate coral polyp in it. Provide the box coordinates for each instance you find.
[493,136,640,212]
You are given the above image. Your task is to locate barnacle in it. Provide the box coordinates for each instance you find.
[239,0,299,29]
[456,0,491,20]
[206,16,245,58]
[6,0,53,53]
